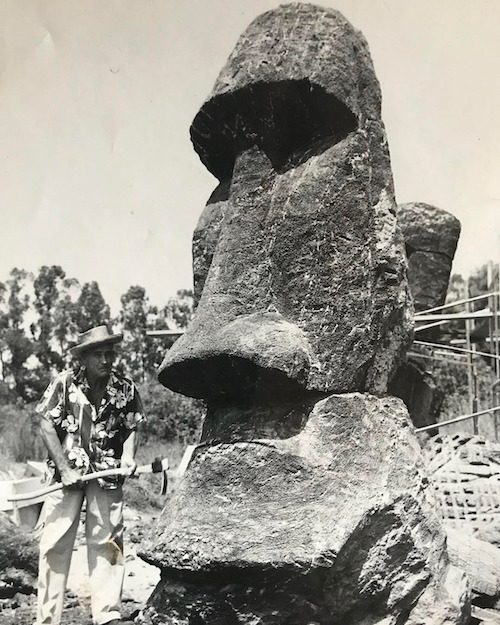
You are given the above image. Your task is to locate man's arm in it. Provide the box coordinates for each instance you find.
[121,430,138,476]
[39,418,82,488]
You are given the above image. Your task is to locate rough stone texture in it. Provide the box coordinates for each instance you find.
[142,395,467,624]
[398,203,461,314]
[390,203,461,430]
[160,3,413,399]
[148,4,467,624]
[388,360,444,431]
[0,512,38,598]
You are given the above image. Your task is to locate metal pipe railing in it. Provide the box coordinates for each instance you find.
[415,406,500,433]
[414,340,500,361]
[415,291,500,316]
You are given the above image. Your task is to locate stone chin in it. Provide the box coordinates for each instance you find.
[140,394,467,624]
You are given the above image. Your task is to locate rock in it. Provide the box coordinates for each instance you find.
[147,4,468,623]
[390,203,461,428]
[424,434,500,604]
[424,434,500,532]
[404,565,470,625]
[388,360,444,430]
[398,202,461,314]
[472,606,500,624]
[142,395,467,624]
[160,2,413,399]
[446,526,500,602]
[0,512,38,597]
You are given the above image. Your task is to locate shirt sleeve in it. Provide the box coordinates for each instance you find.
[122,384,146,431]
[35,373,66,426]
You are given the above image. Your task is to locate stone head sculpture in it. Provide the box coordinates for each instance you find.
[143,6,468,624]
[390,203,461,430]
[399,202,461,314]
[158,3,413,401]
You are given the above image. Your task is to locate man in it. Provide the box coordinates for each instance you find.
[34,325,145,625]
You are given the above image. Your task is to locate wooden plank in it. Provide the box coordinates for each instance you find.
[446,527,500,598]
[0,476,46,511]
[472,606,500,624]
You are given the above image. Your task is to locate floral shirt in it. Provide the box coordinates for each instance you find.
[35,367,145,489]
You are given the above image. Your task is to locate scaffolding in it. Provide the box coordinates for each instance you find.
[413,261,500,437]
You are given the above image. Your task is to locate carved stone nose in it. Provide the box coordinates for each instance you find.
[158,311,313,401]
[159,146,318,401]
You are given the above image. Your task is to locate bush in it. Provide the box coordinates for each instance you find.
[432,355,497,438]
[138,374,205,445]
[0,401,45,464]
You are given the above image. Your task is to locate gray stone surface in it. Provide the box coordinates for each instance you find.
[398,202,461,313]
[391,203,461,427]
[160,2,413,399]
[142,395,467,624]
[388,360,444,431]
[147,4,468,624]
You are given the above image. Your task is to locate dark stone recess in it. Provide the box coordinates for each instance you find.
[191,79,358,181]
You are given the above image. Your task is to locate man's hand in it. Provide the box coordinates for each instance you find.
[60,467,82,490]
[121,456,137,477]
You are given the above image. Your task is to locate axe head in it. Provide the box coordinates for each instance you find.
[152,456,168,496]
[151,457,169,473]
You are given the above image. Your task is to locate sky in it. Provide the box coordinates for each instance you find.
[0,0,499,312]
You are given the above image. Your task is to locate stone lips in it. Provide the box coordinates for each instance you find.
[141,395,468,623]
[143,395,431,570]
[158,3,413,399]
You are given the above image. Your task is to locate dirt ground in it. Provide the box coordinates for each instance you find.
[0,504,161,625]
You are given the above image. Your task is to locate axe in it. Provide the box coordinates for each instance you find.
[8,457,169,504]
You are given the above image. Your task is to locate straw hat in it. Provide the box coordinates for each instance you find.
[70,325,123,357]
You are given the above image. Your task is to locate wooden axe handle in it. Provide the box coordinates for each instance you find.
[8,457,168,503]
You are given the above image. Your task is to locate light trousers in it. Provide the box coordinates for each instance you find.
[36,481,125,625]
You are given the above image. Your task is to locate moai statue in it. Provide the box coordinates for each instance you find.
[390,204,461,431]
[398,203,461,317]
[141,5,469,624]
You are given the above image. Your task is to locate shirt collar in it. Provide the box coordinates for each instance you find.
[73,366,120,396]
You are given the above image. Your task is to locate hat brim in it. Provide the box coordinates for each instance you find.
[70,334,123,357]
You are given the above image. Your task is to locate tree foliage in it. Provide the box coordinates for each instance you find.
[0,269,40,400]
[76,281,110,332]
[0,264,202,444]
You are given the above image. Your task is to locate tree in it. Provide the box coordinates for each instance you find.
[143,289,194,375]
[75,281,110,332]
[0,269,40,400]
[118,285,150,381]
[138,377,204,444]
[32,265,68,370]
[163,289,194,330]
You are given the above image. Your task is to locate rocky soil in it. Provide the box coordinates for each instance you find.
[0,503,160,625]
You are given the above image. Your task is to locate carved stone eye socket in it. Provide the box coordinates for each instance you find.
[190,79,358,181]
